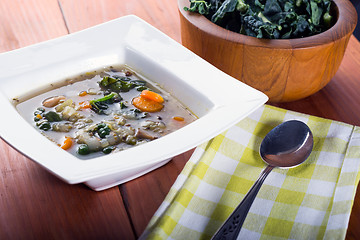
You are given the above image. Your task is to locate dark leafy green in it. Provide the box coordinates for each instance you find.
[38,121,51,131]
[184,0,334,39]
[89,92,121,114]
[100,76,149,93]
[43,111,62,122]
[211,0,239,23]
[92,75,151,115]
[184,0,211,14]
[34,107,45,116]
[33,109,61,131]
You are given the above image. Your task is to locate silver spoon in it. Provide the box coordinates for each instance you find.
[211,120,313,240]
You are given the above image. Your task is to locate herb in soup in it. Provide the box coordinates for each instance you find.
[184,0,334,39]
[16,66,197,159]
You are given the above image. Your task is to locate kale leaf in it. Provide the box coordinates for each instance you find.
[89,92,121,115]
[100,76,149,93]
[184,0,211,14]
[184,0,334,39]
[211,0,239,23]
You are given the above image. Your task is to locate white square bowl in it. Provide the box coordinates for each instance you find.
[0,15,268,191]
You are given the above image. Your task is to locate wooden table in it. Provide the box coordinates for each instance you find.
[0,1,359,239]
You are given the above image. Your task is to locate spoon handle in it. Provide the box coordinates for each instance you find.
[211,165,274,240]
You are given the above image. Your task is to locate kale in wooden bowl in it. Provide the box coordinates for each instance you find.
[184,0,334,39]
[178,0,357,102]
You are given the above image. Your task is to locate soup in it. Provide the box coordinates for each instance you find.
[16,65,197,159]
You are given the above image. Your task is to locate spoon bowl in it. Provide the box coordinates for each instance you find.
[260,120,313,168]
[212,120,313,240]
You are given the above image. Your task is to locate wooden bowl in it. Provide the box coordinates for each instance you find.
[178,0,357,102]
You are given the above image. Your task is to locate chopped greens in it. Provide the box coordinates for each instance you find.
[100,76,148,93]
[184,0,211,14]
[184,0,334,39]
[43,111,62,122]
[38,121,51,131]
[89,92,121,114]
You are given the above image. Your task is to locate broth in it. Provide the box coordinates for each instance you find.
[16,65,197,159]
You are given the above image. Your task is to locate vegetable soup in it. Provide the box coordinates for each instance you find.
[16,65,197,159]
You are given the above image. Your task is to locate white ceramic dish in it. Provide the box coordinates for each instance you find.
[0,15,268,191]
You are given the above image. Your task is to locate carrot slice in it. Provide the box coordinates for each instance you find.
[140,90,164,103]
[173,116,184,121]
[132,96,163,112]
[79,101,91,109]
[61,137,73,150]
[79,91,87,97]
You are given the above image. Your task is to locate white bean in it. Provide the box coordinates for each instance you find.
[42,96,66,108]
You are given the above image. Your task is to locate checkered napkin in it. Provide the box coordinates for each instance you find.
[140,105,360,240]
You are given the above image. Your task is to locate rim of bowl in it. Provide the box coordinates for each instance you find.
[178,0,358,49]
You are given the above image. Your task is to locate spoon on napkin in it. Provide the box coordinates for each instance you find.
[212,120,313,240]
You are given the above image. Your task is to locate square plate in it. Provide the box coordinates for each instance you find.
[0,15,268,191]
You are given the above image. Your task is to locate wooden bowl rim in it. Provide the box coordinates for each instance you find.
[178,0,358,49]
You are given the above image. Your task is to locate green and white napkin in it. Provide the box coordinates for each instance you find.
[141,105,360,240]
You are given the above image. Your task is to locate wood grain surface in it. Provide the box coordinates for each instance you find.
[0,0,359,239]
